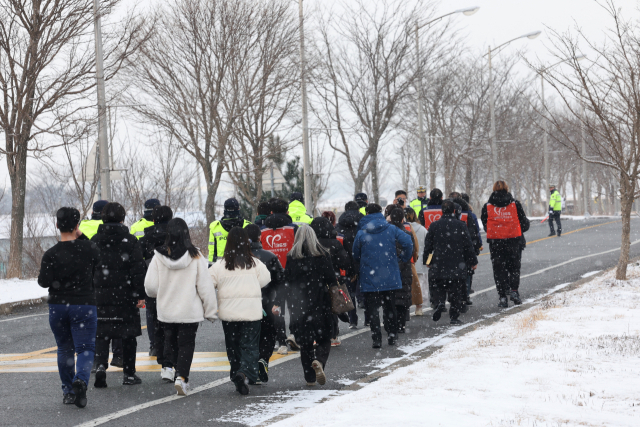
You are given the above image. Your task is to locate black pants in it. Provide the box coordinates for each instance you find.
[259,312,277,362]
[428,275,436,304]
[364,291,398,341]
[95,336,137,376]
[548,212,562,234]
[112,338,122,358]
[273,311,287,347]
[222,320,261,382]
[300,337,331,383]
[144,298,165,364]
[396,305,409,330]
[162,322,198,382]
[347,279,359,325]
[490,250,523,297]
[432,278,466,320]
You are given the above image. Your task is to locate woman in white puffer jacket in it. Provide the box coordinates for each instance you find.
[144,218,217,396]
[209,227,270,396]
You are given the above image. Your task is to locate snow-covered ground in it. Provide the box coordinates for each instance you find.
[0,278,46,305]
[269,265,640,427]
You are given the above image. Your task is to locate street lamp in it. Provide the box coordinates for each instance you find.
[486,30,541,183]
[415,6,479,188]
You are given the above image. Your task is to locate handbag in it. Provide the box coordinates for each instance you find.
[329,282,355,315]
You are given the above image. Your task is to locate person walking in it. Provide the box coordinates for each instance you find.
[352,204,413,348]
[449,194,482,307]
[209,227,271,395]
[288,192,313,225]
[130,198,160,239]
[91,202,147,388]
[354,193,368,215]
[548,184,562,237]
[481,181,530,308]
[79,200,108,239]
[335,201,364,326]
[144,218,218,395]
[207,198,252,263]
[461,192,483,297]
[272,225,337,386]
[404,208,427,316]
[423,200,478,324]
[38,207,100,408]
[409,185,429,218]
[423,189,444,307]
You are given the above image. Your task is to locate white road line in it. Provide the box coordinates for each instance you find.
[0,313,48,323]
[74,239,640,427]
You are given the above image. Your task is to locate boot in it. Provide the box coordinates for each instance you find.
[547,232,555,237]
[510,290,522,305]
[432,303,445,321]
[498,297,508,308]
[557,230,562,237]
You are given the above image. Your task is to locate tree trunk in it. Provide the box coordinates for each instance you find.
[371,150,380,204]
[616,175,633,280]
[7,146,28,278]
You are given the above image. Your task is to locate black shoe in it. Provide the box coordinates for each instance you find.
[498,297,509,308]
[233,372,249,395]
[441,306,448,313]
[149,348,157,357]
[72,379,87,408]
[430,302,437,309]
[63,393,76,405]
[450,318,462,325]
[432,303,445,321]
[469,288,475,294]
[547,232,555,237]
[510,290,522,305]
[349,323,358,330]
[372,340,381,349]
[465,297,473,305]
[397,327,406,334]
[258,359,269,383]
[94,365,107,388]
[122,373,142,385]
[110,356,123,368]
[387,336,397,346]
[557,231,562,237]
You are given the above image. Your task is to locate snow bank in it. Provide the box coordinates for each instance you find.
[0,278,46,305]
[271,265,640,427]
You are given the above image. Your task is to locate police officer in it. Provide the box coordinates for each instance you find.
[130,199,160,239]
[355,193,368,216]
[548,184,562,237]
[409,185,428,218]
[287,192,312,225]
[79,200,108,239]
[207,198,252,263]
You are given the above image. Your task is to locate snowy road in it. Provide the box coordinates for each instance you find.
[1,217,639,426]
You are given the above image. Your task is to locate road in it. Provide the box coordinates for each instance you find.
[1,217,639,427]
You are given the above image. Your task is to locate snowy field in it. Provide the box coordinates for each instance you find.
[0,279,45,305]
[269,265,640,427]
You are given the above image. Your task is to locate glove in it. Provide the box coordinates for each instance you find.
[548,208,553,215]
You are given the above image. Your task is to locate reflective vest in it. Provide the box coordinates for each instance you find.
[409,198,427,217]
[486,202,522,240]
[288,200,313,225]
[260,226,296,268]
[359,206,366,216]
[79,219,102,239]
[208,219,252,262]
[403,223,415,263]
[549,190,562,212]
[130,218,154,239]
[423,208,442,230]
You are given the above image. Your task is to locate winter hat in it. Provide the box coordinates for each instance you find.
[290,192,304,203]
[144,198,161,210]
[224,198,240,218]
[416,185,427,193]
[354,193,368,202]
[92,200,108,213]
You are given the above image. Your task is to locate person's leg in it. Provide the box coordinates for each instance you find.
[381,291,398,338]
[238,320,261,383]
[508,251,523,292]
[315,337,331,368]
[331,314,339,339]
[222,321,241,380]
[111,338,123,361]
[94,335,110,369]
[68,305,98,387]
[556,213,562,235]
[122,336,137,376]
[161,322,176,369]
[299,340,317,383]
[49,304,74,395]
[155,320,166,366]
[490,252,509,297]
[259,313,277,362]
[145,297,156,352]
[273,314,288,347]
[346,279,359,326]
[395,305,407,331]
[175,323,199,382]
[448,280,464,320]
[428,274,436,306]
[364,292,381,342]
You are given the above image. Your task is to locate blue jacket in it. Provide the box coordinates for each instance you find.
[352,213,413,293]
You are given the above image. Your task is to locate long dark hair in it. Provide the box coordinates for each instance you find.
[224,227,256,270]
[164,218,200,259]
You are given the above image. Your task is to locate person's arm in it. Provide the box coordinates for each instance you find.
[255,258,271,288]
[409,226,419,261]
[422,225,435,265]
[144,256,160,298]
[272,260,291,313]
[196,256,218,322]
[480,204,488,232]
[472,213,483,247]
[395,227,414,263]
[515,200,530,233]
[129,239,148,302]
[352,231,363,263]
[462,226,479,269]
[37,250,54,289]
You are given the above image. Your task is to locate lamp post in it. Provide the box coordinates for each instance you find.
[415,7,479,188]
[298,0,312,213]
[93,0,111,200]
[486,30,541,183]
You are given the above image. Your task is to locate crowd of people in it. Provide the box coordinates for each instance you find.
[37,180,531,408]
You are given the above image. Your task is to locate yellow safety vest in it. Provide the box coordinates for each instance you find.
[359,207,366,215]
[409,198,427,217]
[288,200,312,225]
[130,218,154,239]
[79,219,103,239]
[208,219,252,262]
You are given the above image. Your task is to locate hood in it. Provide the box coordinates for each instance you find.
[221,217,245,232]
[96,223,129,239]
[358,213,391,234]
[265,212,292,229]
[487,190,515,208]
[451,197,470,212]
[338,210,363,228]
[155,250,195,270]
[288,200,308,217]
[310,217,336,239]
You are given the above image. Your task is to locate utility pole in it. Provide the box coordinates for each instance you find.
[541,73,549,189]
[93,0,110,200]
[581,102,590,217]
[415,22,428,186]
[298,0,312,213]
[270,163,276,198]
[488,47,498,183]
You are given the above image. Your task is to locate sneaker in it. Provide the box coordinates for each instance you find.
[510,290,522,305]
[110,356,123,368]
[276,345,289,355]
[557,231,562,237]
[349,323,358,330]
[387,336,397,346]
[306,381,317,386]
[149,348,157,357]
[331,338,341,347]
[174,376,188,396]
[161,367,175,383]
[233,372,249,395]
[311,360,326,385]
[469,288,475,294]
[364,321,370,327]
[415,307,423,316]
[63,393,76,405]
[498,297,509,308]
[450,318,463,325]
[90,361,98,374]
[372,340,381,349]
[432,303,445,322]
[94,365,107,388]
[547,232,556,237]
[286,335,300,351]
[258,359,269,383]
[397,327,406,334]
[122,373,142,385]
[72,379,87,408]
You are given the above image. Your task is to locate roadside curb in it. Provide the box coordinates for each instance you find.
[0,296,47,315]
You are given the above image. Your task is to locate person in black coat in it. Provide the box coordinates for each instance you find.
[91,202,147,387]
[481,181,530,308]
[272,225,337,386]
[254,201,270,228]
[335,201,364,325]
[423,200,478,324]
[139,205,173,362]
[245,224,285,383]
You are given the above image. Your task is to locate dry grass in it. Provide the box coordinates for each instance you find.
[514,308,547,332]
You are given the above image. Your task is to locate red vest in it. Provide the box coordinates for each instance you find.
[261,226,295,268]
[423,209,442,230]
[460,212,468,223]
[486,202,522,239]
[403,224,415,263]
[336,235,346,276]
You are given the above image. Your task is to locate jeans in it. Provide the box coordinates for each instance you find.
[549,211,562,234]
[364,291,398,342]
[95,336,137,376]
[162,322,198,382]
[48,304,97,394]
[490,249,523,297]
[300,337,330,383]
[432,278,466,320]
[222,320,261,382]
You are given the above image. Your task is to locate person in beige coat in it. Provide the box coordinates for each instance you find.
[209,227,271,396]
[144,218,218,396]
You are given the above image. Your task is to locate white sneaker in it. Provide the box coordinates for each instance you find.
[415,307,423,316]
[286,335,300,351]
[331,338,341,347]
[161,367,174,383]
[277,345,289,355]
[174,376,188,396]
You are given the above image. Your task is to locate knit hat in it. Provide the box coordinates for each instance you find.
[144,198,161,210]
[354,192,368,202]
[224,198,240,218]
[289,192,304,203]
[92,200,108,213]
